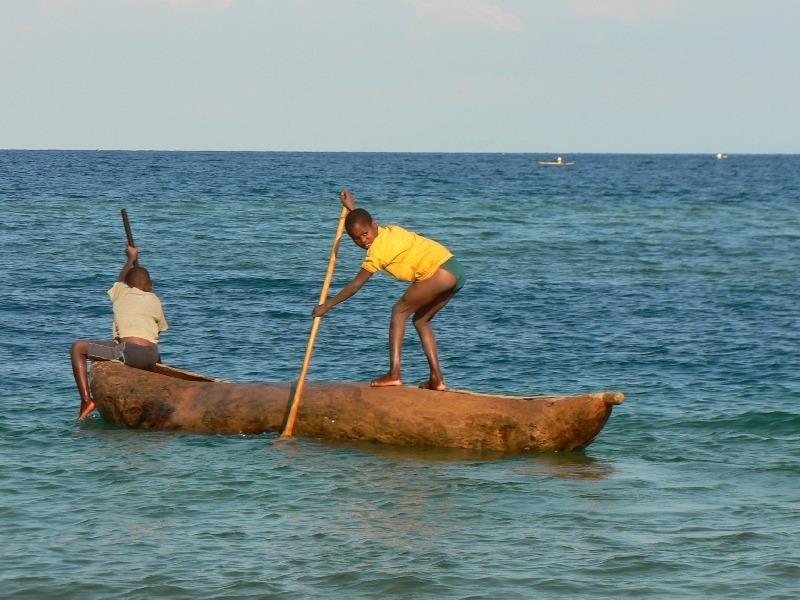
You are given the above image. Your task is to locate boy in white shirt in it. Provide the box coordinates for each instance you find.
[71,245,168,419]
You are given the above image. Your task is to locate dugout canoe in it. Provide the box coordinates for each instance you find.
[90,361,624,453]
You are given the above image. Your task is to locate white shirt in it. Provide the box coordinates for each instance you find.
[107,282,168,343]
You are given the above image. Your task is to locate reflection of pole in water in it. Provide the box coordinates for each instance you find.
[276,439,463,551]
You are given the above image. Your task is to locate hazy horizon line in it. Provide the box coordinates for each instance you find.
[2,148,796,156]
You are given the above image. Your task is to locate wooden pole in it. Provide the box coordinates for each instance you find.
[282,204,349,437]
[120,208,138,266]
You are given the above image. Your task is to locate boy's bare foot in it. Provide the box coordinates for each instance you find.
[418,378,446,391]
[371,373,402,387]
[78,400,96,420]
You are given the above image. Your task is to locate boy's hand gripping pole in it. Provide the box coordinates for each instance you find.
[282,205,349,437]
[120,208,138,266]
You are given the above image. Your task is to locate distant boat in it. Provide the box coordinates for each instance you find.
[715,153,728,160]
[539,155,575,167]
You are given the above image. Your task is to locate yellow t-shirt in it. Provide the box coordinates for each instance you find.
[361,225,453,282]
[108,282,168,343]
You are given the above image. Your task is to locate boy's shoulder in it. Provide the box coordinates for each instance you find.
[108,281,160,301]
[380,224,413,237]
[370,224,402,247]
[108,281,129,300]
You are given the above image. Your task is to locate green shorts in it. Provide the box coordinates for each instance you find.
[441,256,466,292]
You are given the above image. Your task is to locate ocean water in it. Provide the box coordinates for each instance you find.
[1,151,798,598]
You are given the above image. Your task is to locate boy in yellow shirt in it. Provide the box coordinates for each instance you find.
[71,245,168,419]
[313,189,465,390]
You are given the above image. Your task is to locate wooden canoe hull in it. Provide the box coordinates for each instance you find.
[90,362,623,452]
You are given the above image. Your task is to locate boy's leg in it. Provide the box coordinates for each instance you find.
[372,268,457,387]
[412,289,455,390]
[71,340,96,419]
[72,340,123,419]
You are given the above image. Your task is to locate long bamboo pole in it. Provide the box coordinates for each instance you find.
[282,204,349,437]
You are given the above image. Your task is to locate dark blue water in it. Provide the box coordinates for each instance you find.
[1,151,798,598]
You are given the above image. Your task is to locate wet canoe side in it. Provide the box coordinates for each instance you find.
[90,362,623,452]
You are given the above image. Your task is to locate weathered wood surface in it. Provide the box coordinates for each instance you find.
[90,362,623,452]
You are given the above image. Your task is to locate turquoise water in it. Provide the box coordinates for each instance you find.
[1,151,798,598]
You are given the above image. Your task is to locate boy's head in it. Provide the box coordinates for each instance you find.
[125,266,153,292]
[345,208,379,250]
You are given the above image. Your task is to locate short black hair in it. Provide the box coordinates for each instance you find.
[345,208,373,231]
[125,266,152,290]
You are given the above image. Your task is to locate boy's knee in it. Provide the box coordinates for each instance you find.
[412,318,428,332]
[391,302,410,318]
[412,311,429,325]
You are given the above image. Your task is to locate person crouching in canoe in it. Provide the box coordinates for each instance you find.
[312,189,465,390]
[70,245,168,419]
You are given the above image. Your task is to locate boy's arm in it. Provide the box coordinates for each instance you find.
[312,269,373,318]
[339,188,356,211]
[118,245,139,282]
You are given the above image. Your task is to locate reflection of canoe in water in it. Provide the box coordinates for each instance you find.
[90,362,624,453]
[539,160,575,166]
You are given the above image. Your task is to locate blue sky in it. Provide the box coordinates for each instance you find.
[2,0,798,152]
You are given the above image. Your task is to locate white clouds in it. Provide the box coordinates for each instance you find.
[406,0,524,33]
[565,0,676,24]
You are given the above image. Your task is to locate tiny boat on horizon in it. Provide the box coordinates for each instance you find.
[539,155,575,167]
[89,362,624,453]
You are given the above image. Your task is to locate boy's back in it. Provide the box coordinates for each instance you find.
[362,225,453,283]
[108,281,168,342]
